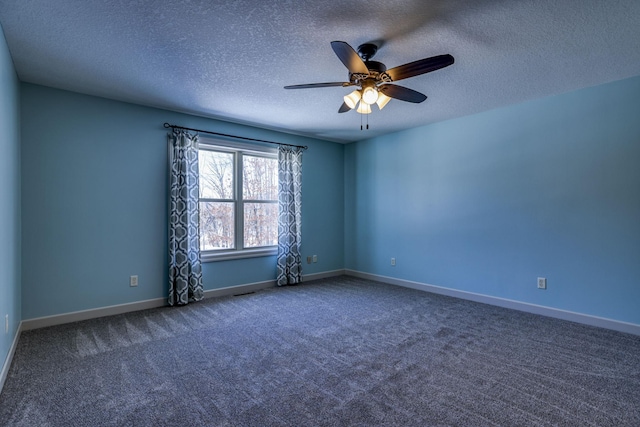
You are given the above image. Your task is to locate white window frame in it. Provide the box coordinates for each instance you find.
[199,137,278,262]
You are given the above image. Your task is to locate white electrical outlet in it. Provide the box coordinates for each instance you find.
[391,258,396,266]
[537,277,547,289]
[130,275,139,287]
[312,255,317,263]
[5,314,8,334]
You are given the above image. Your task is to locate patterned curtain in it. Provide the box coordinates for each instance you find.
[168,130,204,305]
[277,146,303,286]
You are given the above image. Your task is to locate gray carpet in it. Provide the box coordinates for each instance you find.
[1,276,639,426]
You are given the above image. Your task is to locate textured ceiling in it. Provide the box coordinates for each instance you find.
[1,0,639,143]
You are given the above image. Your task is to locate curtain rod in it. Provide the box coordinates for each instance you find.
[163,123,308,150]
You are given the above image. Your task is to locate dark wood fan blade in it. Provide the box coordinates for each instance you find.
[284,82,352,89]
[386,54,454,82]
[338,102,351,113]
[379,84,427,103]
[331,41,369,74]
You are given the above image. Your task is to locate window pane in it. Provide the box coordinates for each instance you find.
[243,155,277,201]
[244,203,278,248]
[200,202,235,250]
[199,150,234,199]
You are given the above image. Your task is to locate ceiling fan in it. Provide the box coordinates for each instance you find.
[284,41,454,114]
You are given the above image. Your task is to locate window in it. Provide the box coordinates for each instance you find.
[198,139,278,261]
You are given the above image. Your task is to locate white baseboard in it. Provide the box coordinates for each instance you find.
[21,270,344,331]
[345,269,640,336]
[304,269,346,282]
[21,297,167,331]
[1,320,22,395]
[204,279,276,298]
[21,282,272,331]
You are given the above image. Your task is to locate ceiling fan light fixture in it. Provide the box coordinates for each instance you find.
[361,86,379,105]
[343,90,361,109]
[356,101,372,114]
[376,92,391,110]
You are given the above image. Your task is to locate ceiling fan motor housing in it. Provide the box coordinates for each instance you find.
[364,61,386,73]
[349,60,390,85]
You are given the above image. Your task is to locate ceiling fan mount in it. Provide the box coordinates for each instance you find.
[357,43,378,61]
[284,40,454,114]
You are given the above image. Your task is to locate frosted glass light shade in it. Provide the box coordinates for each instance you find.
[356,102,372,114]
[376,92,391,110]
[362,86,379,105]
[343,90,361,109]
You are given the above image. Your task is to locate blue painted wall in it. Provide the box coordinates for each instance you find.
[345,75,640,325]
[16,67,640,327]
[21,84,344,319]
[0,25,21,372]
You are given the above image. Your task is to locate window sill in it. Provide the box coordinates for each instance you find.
[201,247,277,263]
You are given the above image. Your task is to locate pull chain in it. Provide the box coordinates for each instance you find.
[359,105,371,130]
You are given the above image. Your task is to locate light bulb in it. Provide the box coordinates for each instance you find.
[376,92,391,110]
[356,101,372,114]
[362,86,379,105]
[343,90,361,109]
